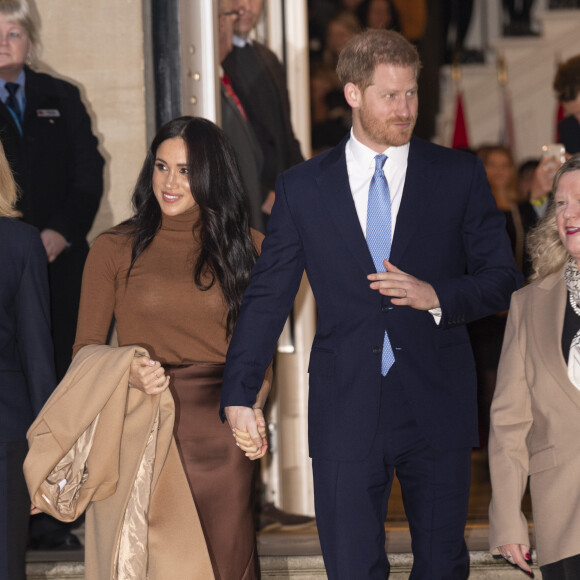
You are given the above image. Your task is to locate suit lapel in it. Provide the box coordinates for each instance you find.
[390,137,439,264]
[316,138,376,275]
[0,99,18,133]
[23,68,44,124]
[533,272,580,410]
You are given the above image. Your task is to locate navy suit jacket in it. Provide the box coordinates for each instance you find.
[220,83,265,232]
[0,219,55,442]
[222,42,303,191]
[221,135,522,460]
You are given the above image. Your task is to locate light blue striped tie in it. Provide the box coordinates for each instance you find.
[366,154,395,376]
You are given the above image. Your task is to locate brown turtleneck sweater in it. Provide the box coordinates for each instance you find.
[74,207,263,365]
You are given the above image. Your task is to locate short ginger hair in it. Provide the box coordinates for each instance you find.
[336,28,421,92]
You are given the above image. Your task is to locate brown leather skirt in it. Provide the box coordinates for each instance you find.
[168,363,258,580]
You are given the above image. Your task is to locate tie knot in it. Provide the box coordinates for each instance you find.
[374,154,387,172]
[5,82,19,97]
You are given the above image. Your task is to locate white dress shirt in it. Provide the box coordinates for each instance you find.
[345,129,408,239]
[232,35,251,47]
[345,130,441,322]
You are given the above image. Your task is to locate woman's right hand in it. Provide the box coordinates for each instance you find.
[497,543,533,575]
[128,355,169,395]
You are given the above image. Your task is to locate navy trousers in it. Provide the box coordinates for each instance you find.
[0,441,29,580]
[312,365,471,579]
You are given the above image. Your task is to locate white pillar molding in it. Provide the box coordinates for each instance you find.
[263,0,315,515]
[178,0,219,123]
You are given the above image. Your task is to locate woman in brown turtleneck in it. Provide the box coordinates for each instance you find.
[74,116,271,580]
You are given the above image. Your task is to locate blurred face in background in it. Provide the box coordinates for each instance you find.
[232,0,262,39]
[218,0,238,61]
[367,0,394,30]
[0,14,29,82]
[517,162,538,202]
[326,19,357,60]
[341,0,365,10]
[483,150,515,193]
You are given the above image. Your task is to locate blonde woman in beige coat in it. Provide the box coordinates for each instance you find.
[489,154,580,579]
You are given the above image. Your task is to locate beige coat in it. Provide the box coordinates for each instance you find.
[24,345,214,580]
[489,270,580,567]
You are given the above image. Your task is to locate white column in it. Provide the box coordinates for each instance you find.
[178,0,220,123]
[263,0,315,515]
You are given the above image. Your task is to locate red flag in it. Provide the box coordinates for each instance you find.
[555,102,565,142]
[499,84,516,156]
[451,90,469,149]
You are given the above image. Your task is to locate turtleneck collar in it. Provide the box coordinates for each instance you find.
[160,205,200,232]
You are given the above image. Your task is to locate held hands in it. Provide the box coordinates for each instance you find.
[225,406,268,461]
[497,544,534,576]
[128,355,170,395]
[40,229,68,263]
[368,259,440,311]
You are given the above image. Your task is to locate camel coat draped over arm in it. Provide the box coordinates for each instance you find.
[24,344,214,580]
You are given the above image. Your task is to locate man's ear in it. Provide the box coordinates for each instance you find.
[344,82,361,109]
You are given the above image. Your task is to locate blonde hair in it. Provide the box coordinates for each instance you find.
[527,202,566,281]
[527,155,580,281]
[0,0,40,62]
[0,139,20,217]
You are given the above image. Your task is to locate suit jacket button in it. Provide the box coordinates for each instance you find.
[381,305,389,313]
[372,346,382,355]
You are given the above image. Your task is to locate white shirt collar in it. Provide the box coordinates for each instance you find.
[0,68,26,102]
[232,34,252,48]
[348,129,410,170]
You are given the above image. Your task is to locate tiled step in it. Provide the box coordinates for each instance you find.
[260,553,541,579]
[25,554,541,580]
[26,527,542,579]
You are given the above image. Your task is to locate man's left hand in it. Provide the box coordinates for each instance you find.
[368,259,440,311]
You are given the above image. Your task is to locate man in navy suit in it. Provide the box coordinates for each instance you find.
[221,30,522,579]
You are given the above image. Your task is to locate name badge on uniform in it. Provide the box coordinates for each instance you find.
[36,109,61,117]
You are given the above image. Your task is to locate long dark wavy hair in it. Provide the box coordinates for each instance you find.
[121,116,258,338]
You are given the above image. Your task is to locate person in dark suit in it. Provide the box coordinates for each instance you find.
[218,0,264,232]
[222,0,303,229]
[0,138,55,580]
[0,0,104,550]
[221,29,522,579]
